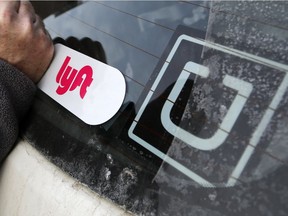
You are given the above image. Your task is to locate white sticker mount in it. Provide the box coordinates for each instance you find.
[38,44,126,125]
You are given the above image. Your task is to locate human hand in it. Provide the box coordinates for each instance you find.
[0,0,54,83]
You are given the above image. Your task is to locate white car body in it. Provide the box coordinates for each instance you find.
[0,140,132,216]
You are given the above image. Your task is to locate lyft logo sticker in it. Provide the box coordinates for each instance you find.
[38,44,126,125]
[56,56,93,99]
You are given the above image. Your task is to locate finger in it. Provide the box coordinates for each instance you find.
[33,15,53,47]
[18,0,36,23]
[33,15,48,36]
[20,0,35,14]
[0,0,20,13]
[0,1,20,19]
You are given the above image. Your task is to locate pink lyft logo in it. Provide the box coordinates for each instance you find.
[56,56,93,99]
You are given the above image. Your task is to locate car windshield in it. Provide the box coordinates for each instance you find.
[23,1,288,215]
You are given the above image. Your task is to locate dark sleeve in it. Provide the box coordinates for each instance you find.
[0,60,36,163]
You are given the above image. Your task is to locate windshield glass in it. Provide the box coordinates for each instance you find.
[23,1,288,215]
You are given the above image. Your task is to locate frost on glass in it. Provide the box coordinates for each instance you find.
[154,1,288,215]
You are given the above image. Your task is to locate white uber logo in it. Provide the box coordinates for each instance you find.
[128,31,288,187]
[161,60,252,151]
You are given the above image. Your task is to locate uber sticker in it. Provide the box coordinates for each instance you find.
[38,44,126,125]
[128,26,288,187]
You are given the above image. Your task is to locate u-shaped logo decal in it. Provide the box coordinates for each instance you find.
[128,26,288,187]
[161,62,253,151]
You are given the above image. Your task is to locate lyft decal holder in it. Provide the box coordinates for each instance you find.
[38,44,126,125]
